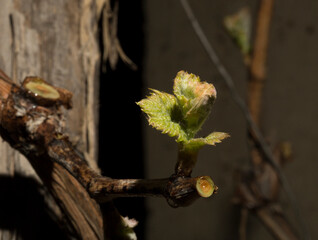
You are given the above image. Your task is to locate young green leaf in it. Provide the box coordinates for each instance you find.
[183,132,230,151]
[137,89,187,142]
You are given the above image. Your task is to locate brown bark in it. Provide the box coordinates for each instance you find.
[0,72,104,239]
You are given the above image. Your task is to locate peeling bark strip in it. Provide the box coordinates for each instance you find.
[0,70,216,206]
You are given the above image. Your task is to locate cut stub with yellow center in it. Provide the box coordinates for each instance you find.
[196,176,216,198]
[24,77,60,100]
[22,77,73,109]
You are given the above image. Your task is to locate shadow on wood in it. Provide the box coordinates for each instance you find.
[0,174,67,240]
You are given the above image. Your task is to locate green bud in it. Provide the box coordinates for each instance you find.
[173,71,217,138]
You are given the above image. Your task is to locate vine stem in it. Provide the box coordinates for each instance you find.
[248,0,274,125]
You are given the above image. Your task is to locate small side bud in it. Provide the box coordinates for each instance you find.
[224,7,251,57]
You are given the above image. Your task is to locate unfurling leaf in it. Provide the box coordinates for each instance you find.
[138,71,229,177]
[137,71,228,152]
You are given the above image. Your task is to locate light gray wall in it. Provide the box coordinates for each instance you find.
[142,0,318,239]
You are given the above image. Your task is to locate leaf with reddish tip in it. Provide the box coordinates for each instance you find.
[173,71,217,138]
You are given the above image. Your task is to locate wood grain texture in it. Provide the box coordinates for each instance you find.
[0,0,104,239]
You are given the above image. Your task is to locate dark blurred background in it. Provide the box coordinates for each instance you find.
[99,0,318,239]
[0,0,317,239]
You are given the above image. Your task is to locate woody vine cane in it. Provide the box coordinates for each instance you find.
[0,69,227,224]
